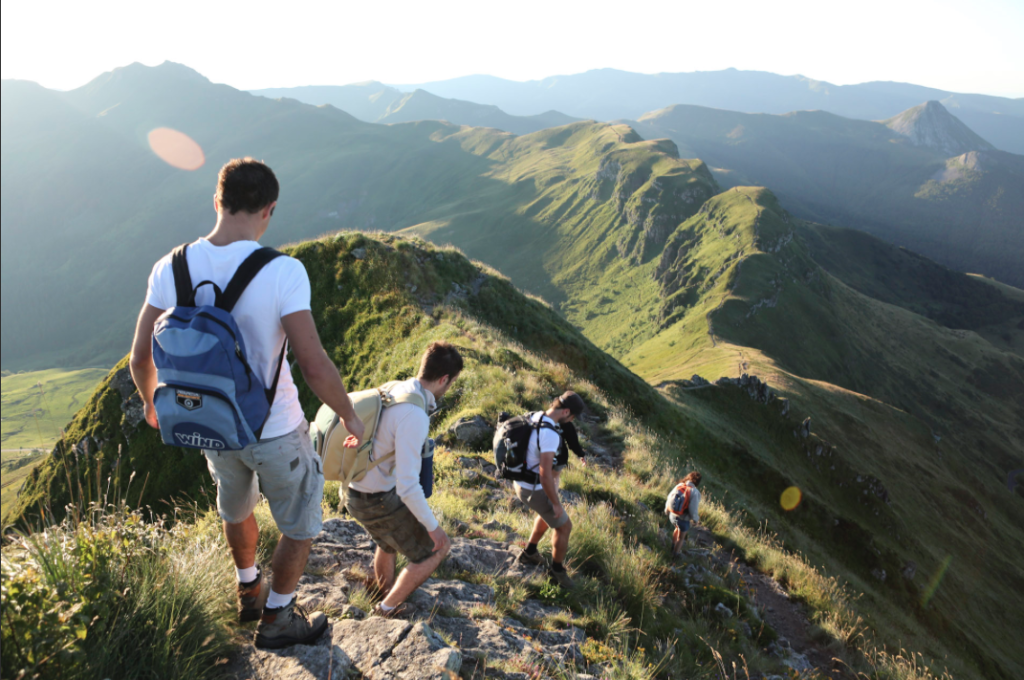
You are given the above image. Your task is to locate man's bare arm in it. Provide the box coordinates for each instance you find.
[282,310,364,445]
[539,451,564,520]
[130,303,166,429]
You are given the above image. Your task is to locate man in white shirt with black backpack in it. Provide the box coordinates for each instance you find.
[130,158,364,650]
[515,391,586,589]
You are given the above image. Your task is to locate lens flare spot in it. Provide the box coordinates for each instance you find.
[780,486,802,511]
[921,555,952,607]
[148,128,204,171]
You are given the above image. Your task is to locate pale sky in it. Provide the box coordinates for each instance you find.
[2,0,1022,97]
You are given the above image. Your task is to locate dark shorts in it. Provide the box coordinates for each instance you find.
[669,514,690,533]
[346,488,436,564]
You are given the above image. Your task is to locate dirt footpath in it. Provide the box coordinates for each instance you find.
[691,526,855,680]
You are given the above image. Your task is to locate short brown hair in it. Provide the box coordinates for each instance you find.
[216,158,279,215]
[550,391,585,416]
[681,471,702,487]
[418,342,463,382]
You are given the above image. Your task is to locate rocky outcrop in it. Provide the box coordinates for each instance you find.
[234,617,461,680]
[235,519,586,680]
[110,365,145,438]
[715,373,780,406]
[450,415,495,450]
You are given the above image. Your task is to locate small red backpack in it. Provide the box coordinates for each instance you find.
[669,483,692,515]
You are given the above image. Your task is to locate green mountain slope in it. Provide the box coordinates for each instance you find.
[4,62,1024,677]
[632,103,1024,287]
[1,63,707,371]
[603,188,1024,679]
[12,232,1022,680]
[1,368,111,451]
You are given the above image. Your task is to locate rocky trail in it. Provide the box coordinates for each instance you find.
[231,516,849,680]
[231,518,592,680]
[230,414,844,680]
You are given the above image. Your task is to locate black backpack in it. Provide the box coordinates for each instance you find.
[493,412,562,484]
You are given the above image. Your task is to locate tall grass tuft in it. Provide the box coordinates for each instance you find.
[1,498,235,680]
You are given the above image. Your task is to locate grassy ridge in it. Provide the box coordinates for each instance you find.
[633,105,1024,287]
[3,233,785,679]
[10,231,1011,679]
[589,187,1024,679]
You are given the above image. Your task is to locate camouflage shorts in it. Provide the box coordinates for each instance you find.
[346,488,435,564]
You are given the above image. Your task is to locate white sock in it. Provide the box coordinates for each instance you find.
[236,565,259,584]
[266,589,295,610]
[379,602,395,612]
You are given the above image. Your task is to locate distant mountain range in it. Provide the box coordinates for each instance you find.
[630,101,1024,287]
[5,62,1024,679]
[394,68,1024,154]
[252,82,579,135]
[4,62,1022,371]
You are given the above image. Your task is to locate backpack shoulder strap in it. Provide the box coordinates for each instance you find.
[171,244,194,308]
[221,247,286,441]
[379,381,429,413]
[219,248,285,313]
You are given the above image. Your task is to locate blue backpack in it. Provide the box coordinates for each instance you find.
[152,244,287,451]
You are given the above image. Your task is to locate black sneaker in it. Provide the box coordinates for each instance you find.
[254,600,329,650]
[238,568,268,623]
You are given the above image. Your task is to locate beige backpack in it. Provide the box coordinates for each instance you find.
[311,381,428,498]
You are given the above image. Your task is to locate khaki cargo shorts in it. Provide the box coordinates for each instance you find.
[346,488,436,564]
[516,484,570,529]
[204,421,324,541]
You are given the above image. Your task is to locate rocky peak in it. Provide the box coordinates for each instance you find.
[883,100,995,156]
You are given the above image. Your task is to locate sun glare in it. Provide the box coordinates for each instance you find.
[148,128,205,171]
[780,486,802,511]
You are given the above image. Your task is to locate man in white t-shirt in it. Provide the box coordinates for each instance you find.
[129,158,365,650]
[344,342,463,617]
[515,391,586,589]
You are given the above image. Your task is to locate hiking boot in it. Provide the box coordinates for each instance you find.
[518,548,546,567]
[238,568,268,623]
[254,600,329,650]
[548,568,575,590]
[372,602,413,619]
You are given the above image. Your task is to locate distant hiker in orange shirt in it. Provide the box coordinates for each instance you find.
[665,471,702,557]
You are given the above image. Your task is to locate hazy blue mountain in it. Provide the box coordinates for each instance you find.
[883,100,995,155]
[252,81,404,121]
[252,84,579,135]
[632,101,1024,287]
[398,68,1024,153]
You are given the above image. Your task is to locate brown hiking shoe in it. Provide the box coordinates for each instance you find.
[254,600,329,650]
[517,548,546,567]
[548,568,575,590]
[238,568,268,623]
